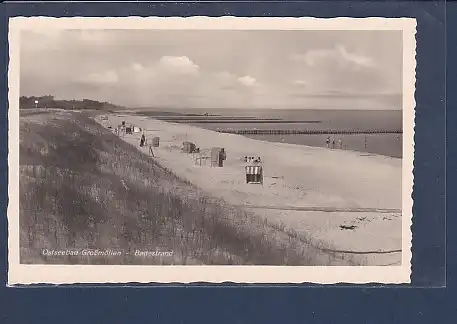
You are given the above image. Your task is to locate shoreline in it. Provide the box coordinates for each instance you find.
[125,111,401,161]
[94,113,402,266]
[131,113,402,159]
[122,108,402,159]
[240,133,403,159]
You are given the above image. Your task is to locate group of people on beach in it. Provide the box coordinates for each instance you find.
[326,136,343,149]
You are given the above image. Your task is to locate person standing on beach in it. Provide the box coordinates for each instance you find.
[140,133,145,147]
[326,136,330,148]
[332,138,336,149]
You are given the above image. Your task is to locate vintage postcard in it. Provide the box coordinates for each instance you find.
[7,17,416,285]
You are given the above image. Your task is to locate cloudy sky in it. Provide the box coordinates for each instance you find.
[20,29,402,109]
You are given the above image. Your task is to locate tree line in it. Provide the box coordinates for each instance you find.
[20,95,124,111]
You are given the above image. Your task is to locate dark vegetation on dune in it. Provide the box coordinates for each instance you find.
[20,95,124,111]
[19,111,354,266]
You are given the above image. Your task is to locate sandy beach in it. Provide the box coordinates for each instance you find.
[94,113,403,265]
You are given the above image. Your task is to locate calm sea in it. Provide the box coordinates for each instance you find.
[135,108,403,158]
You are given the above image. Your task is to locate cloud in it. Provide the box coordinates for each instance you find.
[132,63,144,72]
[20,29,401,109]
[20,30,63,52]
[212,72,261,91]
[214,71,235,80]
[292,44,375,69]
[82,70,119,85]
[158,56,199,75]
[290,44,385,94]
[291,50,328,67]
[335,45,374,67]
[293,80,308,86]
[238,75,258,87]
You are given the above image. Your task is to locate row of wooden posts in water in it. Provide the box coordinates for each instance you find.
[215,129,402,135]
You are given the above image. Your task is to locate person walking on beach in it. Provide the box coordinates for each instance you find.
[140,133,146,147]
[332,138,336,149]
[326,136,330,148]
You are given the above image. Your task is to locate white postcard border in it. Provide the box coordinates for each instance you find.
[7,16,416,285]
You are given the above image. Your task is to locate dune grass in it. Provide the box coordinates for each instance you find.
[19,110,355,266]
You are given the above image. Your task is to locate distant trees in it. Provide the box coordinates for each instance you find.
[19,95,124,111]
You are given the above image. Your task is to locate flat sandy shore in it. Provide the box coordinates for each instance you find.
[94,113,403,266]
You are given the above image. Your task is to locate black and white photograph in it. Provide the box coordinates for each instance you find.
[8,17,416,284]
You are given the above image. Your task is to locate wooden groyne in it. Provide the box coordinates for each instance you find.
[165,120,322,124]
[215,129,402,135]
[155,117,279,121]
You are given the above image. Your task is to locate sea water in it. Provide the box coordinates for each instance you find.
[137,108,403,158]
